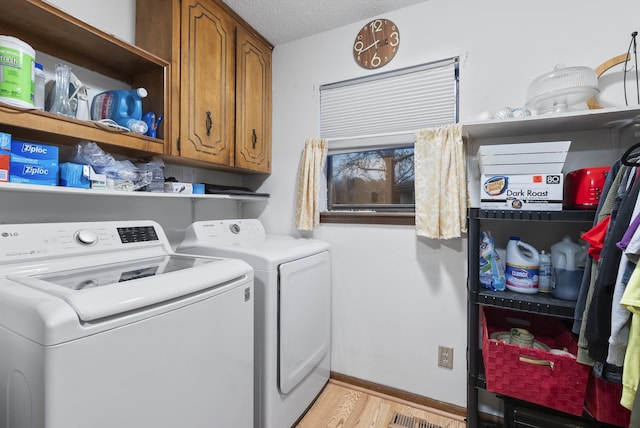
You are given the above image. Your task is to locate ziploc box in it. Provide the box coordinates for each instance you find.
[478,141,570,211]
[9,139,59,186]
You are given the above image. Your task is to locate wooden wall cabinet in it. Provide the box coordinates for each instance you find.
[235,26,272,173]
[136,0,273,174]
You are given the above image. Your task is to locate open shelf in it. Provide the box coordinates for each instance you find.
[472,288,577,319]
[0,107,165,157]
[462,105,640,140]
[0,0,169,157]
[470,208,596,223]
[0,182,268,202]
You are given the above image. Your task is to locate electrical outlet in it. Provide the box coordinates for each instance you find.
[438,346,454,369]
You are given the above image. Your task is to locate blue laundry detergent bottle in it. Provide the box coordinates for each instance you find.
[91,88,148,132]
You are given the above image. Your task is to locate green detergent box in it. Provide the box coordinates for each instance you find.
[9,139,59,186]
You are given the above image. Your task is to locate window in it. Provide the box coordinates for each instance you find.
[327,146,415,212]
[320,58,459,218]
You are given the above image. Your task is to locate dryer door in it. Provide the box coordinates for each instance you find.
[278,251,330,394]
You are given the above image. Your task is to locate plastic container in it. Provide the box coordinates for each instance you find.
[505,236,539,294]
[550,236,584,301]
[33,63,45,110]
[90,88,148,128]
[525,64,599,114]
[550,236,582,271]
[538,250,551,293]
[0,35,35,108]
[49,63,74,117]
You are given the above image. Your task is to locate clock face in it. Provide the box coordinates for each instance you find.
[353,19,400,69]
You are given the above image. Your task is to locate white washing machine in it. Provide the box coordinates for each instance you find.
[178,219,331,428]
[0,220,254,428]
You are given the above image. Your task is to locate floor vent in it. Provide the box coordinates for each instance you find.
[389,411,444,428]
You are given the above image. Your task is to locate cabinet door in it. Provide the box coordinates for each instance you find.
[235,26,272,173]
[180,0,236,166]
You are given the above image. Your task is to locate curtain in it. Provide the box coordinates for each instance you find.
[295,138,328,231]
[414,124,467,239]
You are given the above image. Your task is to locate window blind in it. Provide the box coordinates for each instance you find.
[320,58,458,153]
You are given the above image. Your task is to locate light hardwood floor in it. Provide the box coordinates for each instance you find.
[296,380,467,428]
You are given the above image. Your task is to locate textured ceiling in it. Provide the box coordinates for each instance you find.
[221,0,426,46]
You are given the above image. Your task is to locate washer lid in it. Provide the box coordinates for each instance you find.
[180,236,330,270]
[7,254,250,322]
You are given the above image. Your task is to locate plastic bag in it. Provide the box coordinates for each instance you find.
[73,141,151,190]
[479,230,506,291]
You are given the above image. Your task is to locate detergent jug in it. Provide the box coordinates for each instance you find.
[550,236,584,301]
[505,236,540,294]
[91,88,148,132]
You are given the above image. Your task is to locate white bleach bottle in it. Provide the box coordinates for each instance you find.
[505,236,540,294]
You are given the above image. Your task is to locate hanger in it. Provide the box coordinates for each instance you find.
[621,141,640,166]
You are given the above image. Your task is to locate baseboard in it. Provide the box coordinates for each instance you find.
[330,371,467,421]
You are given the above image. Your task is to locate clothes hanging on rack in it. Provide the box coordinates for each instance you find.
[622,141,640,167]
[574,147,640,410]
[573,159,622,337]
[585,167,640,364]
[607,201,640,368]
[575,160,626,366]
[621,264,640,409]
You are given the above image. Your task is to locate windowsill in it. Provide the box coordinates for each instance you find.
[320,211,415,225]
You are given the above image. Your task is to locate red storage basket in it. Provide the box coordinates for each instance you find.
[481,307,591,416]
[585,374,631,427]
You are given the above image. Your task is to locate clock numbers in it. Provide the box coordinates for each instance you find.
[371,53,382,68]
[369,19,383,33]
[389,30,399,47]
[353,18,400,69]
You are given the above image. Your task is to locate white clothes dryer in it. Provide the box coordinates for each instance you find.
[0,220,254,428]
[178,219,331,428]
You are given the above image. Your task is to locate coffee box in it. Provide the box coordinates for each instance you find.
[480,173,564,211]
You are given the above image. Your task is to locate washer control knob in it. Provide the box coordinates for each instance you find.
[75,229,98,246]
[229,223,241,234]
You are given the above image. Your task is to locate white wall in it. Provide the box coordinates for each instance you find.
[16,0,640,411]
[246,0,640,409]
[46,0,136,43]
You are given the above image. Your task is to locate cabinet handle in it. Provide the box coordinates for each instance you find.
[206,111,212,136]
[252,128,257,149]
